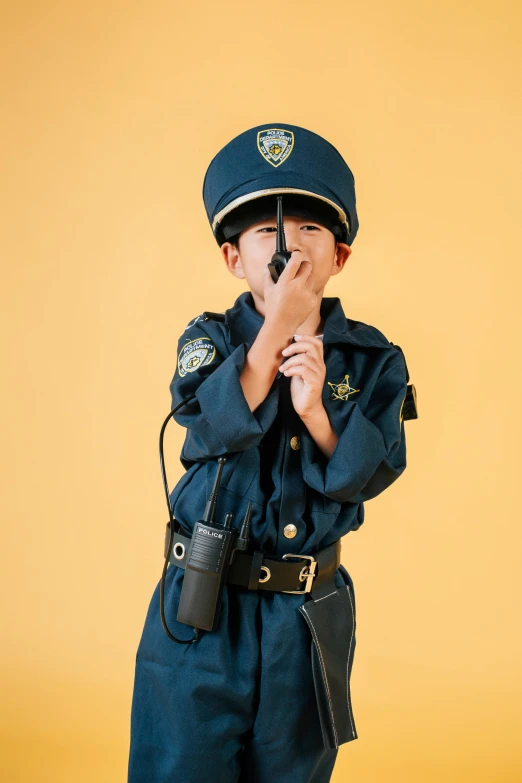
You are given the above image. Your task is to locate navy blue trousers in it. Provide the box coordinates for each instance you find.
[127,562,347,782]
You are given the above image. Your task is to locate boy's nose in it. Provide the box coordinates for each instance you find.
[283,223,303,253]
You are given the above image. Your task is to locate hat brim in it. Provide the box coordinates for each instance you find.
[211,171,351,238]
[218,193,347,245]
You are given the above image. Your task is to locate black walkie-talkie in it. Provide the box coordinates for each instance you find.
[176,456,252,632]
[267,195,292,283]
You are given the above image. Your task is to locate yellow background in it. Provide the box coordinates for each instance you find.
[2,1,521,780]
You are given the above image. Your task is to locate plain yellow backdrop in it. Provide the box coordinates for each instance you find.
[2,1,521,780]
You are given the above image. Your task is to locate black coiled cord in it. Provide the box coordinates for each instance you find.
[159,393,200,645]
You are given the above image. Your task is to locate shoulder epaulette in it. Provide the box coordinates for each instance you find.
[390,342,418,421]
[183,311,226,333]
[201,311,226,323]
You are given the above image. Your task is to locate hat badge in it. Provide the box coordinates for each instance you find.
[257,128,294,168]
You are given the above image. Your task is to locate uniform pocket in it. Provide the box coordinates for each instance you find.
[322,494,342,514]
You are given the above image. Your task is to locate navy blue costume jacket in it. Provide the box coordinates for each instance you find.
[127,289,408,779]
[169,290,408,557]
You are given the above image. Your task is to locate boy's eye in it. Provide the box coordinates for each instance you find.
[258,225,319,233]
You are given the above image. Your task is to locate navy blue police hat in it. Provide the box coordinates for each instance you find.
[202,123,359,247]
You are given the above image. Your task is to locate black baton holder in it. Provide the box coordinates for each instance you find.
[298,551,358,749]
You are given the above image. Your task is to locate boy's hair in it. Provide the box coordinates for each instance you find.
[227,233,241,249]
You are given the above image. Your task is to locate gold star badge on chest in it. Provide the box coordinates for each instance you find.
[327,374,360,401]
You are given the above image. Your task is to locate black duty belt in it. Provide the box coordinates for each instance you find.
[164,521,341,594]
[164,520,358,750]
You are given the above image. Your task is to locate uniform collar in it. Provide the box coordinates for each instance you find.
[225,291,390,349]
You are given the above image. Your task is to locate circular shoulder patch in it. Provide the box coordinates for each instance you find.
[177,337,216,377]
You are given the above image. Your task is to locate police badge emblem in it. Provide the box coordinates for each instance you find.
[257,128,294,167]
[327,374,360,401]
[177,337,216,377]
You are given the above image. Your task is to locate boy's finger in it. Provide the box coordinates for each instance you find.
[279,253,304,279]
[282,255,311,281]
[294,259,312,277]
[284,342,323,360]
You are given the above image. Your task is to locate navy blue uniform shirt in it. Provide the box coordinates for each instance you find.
[169,290,407,557]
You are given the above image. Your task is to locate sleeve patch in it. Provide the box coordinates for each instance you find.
[177,337,216,377]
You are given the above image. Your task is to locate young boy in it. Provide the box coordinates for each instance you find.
[128,123,415,783]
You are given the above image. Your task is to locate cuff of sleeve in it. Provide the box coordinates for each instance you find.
[302,402,387,503]
[195,343,279,452]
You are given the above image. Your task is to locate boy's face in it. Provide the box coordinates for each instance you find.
[220,215,352,304]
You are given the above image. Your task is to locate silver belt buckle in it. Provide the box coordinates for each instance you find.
[280,553,318,594]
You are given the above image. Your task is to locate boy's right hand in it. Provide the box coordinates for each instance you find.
[263,253,318,336]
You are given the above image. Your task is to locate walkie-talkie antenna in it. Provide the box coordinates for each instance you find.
[202,456,227,523]
[276,195,287,254]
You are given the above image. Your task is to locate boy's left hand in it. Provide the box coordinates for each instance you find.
[278,334,326,418]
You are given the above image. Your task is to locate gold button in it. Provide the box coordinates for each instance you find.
[284,524,297,539]
[290,435,301,450]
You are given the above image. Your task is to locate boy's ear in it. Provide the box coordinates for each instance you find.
[333,242,352,272]
[221,241,246,279]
